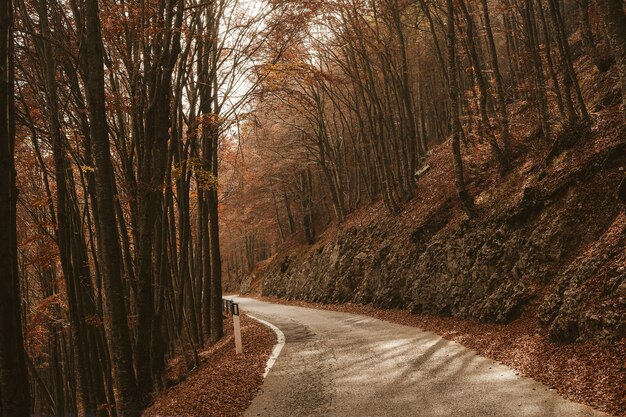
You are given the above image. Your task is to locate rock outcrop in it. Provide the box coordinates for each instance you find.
[240,95,626,345]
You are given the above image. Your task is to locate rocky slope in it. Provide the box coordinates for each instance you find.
[239,58,626,344]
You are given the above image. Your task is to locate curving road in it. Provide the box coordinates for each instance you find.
[233,297,610,417]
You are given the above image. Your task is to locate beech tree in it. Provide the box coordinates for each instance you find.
[81,0,142,414]
[447,0,474,217]
[0,0,31,415]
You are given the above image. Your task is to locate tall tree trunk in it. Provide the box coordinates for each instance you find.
[459,0,510,175]
[447,0,475,218]
[271,188,285,242]
[134,0,183,398]
[594,0,626,118]
[200,191,211,341]
[546,0,590,123]
[390,0,419,188]
[537,2,568,121]
[579,0,613,72]
[284,193,296,234]
[35,1,107,414]
[0,0,31,414]
[480,0,513,158]
[82,0,141,415]
[300,168,316,244]
[208,184,223,342]
[524,0,552,140]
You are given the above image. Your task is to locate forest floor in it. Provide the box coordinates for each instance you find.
[142,314,276,417]
[251,295,625,417]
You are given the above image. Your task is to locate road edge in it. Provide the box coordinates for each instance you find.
[246,314,285,378]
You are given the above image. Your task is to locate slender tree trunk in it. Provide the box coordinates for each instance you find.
[525,0,552,140]
[447,0,475,218]
[300,168,316,244]
[82,0,141,415]
[0,0,31,414]
[208,184,223,342]
[579,0,613,72]
[459,0,510,175]
[481,0,513,158]
[284,193,296,234]
[35,2,110,415]
[594,0,626,118]
[546,0,590,123]
[537,3,568,121]
[200,192,211,341]
[390,0,418,188]
[271,188,285,242]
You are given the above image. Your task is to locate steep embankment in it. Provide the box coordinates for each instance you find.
[240,55,626,344]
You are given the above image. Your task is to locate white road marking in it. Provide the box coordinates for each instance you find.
[247,314,286,378]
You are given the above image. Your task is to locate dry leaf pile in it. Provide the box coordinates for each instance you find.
[143,314,275,417]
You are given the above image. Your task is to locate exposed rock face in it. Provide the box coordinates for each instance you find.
[250,131,626,344]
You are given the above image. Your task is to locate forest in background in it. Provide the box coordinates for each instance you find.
[219,0,625,287]
[0,0,625,417]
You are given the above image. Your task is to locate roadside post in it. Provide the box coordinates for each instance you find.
[222,298,243,354]
[231,302,243,354]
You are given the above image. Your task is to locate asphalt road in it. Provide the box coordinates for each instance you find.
[234,297,610,417]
